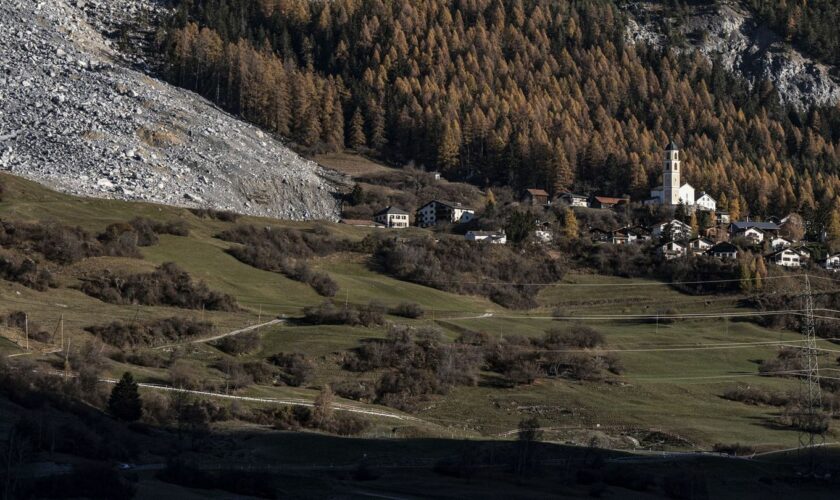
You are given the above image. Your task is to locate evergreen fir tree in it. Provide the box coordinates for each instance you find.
[108,372,143,422]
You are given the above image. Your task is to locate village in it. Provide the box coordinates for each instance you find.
[340,142,840,272]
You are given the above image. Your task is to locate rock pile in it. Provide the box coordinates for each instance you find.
[624,0,840,111]
[0,0,347,220]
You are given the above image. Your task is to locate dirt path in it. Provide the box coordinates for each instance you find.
[155,318,284,350]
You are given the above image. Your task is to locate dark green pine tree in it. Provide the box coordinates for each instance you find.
[108,372,143,422]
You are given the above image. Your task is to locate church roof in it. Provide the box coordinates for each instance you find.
[666,139,679,150]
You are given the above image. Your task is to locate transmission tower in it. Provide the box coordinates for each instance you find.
[798,275,825,465]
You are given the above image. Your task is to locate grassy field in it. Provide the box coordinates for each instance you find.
[0,172,837,452]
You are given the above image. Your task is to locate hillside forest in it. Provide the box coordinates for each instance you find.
[162,0,840,219]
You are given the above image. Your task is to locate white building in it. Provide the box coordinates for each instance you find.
[651,219,692,241]
[416,200,475,227]
[648,141,695,207]
[770,237,791,251]
[373,206,410,228]
[767,248,802,268]
[465,230,506,245]
[823,254,840,271]
[695,192,717,212]
[738,227,765,243]
[688,237,714,255]
[559,193,589,208]
[659,241,687,260]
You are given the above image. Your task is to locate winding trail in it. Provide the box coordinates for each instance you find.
[155,318,284,350]
[99,378,425,422]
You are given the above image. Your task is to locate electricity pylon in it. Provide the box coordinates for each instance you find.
[798,275,825,470]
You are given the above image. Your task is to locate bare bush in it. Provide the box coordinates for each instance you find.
[303,300,385,327]
[390,302,425,318]
[189,208,240,222]
[79,262,238,311]
[0,255,55,290]
[373,236,566,309]
[267,352,315,387]
[213,331,261,356]
[86,317,213,348]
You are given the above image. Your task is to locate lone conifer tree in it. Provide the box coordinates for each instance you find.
[108,372,143,422]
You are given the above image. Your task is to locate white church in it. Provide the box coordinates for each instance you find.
[646,141,716,212]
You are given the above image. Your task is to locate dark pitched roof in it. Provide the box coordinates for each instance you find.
[593,196,625,205]
[666,139,679,150]
[374,206,409,216]
[731,221,779,231]
[710,242,738,252]
[525,188,550,197]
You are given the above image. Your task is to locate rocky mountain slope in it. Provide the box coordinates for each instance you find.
[0,0,346,220]
[623,0,840,110]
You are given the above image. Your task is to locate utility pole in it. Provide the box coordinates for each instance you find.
[24,313,29,351]
[798,275,825,473]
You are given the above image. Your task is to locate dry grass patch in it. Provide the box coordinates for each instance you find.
[137,125,183,148]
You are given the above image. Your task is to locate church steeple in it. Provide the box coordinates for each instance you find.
[663,140,680,205]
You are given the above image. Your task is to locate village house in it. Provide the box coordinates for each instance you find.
[695,192,717,212]
[415,200,475,227]
[715,211,730,225]
[610,227,637,245]
[651,219,692,241]
[708,241,738,260]
[373,206,410,228]
[766,248,802,268]
[823,254,840,272]
[631,225,652,242]
[688,237,714,255]
[658,241,687,260]
[465,230,507,245]
[588,227,611,242]
[792,245,813,263]
[591,196,627,210]
[523,188,550,207]
[559,192,589,208]
[730,221,779,240]
[770,236,791,251]
[733,226,765,243]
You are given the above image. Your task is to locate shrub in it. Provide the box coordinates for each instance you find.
[268,352,315,387]
[86,317,213,348]
[541,325,605,349]
[331,380,376,402]
[241,361,280,384]
[1,310,27,329]
[213,331,261,355]
[189,208,240,222]
[169,360,202,389]
[373,236,566,309]
[303,300,385,327]
[0,255,55,290]
[390,302,425,318]
[79,262,238,311]
[722,385,790,407]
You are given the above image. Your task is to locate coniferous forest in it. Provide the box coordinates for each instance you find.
[747,0,840,68]
[162,0,840,219]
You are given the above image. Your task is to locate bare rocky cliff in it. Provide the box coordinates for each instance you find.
[623,0,840,110]
[0,0,347,220]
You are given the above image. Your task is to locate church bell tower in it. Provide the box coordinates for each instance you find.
[663,140,680,205]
